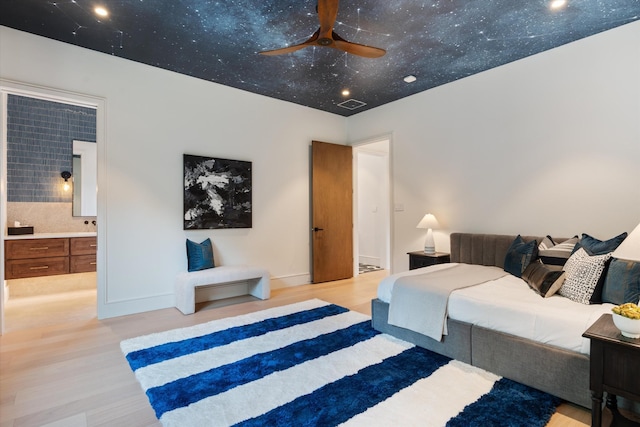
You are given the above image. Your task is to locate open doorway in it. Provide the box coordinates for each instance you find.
[353,137,391,276]
[1,83,102,334]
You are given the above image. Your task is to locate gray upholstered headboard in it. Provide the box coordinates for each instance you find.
[449,233,545,269]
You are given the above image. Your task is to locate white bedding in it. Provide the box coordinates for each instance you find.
[378,263,614,355]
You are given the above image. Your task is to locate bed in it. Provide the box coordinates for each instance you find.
[371,232,627,408]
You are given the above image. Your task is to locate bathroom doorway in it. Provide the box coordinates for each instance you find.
[353,136,392,276]
[0,81,104,334]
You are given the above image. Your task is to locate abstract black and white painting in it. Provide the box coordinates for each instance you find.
[183,154,252,229]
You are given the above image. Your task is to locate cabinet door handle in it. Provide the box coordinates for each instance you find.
[90,244,97,247]
[90,262,97,265]
[29,266,49,270]
[30,247,49,250]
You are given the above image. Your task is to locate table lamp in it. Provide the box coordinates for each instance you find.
[611,222,640,263]
[417,213,439,254]
[610,221,640,327]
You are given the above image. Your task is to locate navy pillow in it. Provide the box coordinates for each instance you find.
[573,232,628,255]
[602,259,640,305]
[504,235,538,278]
[186,238,215,272]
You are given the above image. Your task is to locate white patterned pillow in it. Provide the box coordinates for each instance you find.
[559,248,612,304]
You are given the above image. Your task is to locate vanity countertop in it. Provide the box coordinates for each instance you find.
[4,231,97,240]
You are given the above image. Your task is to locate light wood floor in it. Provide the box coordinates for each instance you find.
[1,270,593,427]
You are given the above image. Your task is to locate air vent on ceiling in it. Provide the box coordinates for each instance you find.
[337,99,367,110]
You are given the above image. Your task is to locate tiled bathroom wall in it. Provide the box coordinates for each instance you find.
[5,95,97,233]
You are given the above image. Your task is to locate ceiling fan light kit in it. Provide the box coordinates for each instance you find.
[260,0,386,58]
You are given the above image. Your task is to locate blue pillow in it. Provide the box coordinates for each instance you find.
[602,259,640,305]
[573,232,628,255]
[504,235,538,278]
[186,238,215,272]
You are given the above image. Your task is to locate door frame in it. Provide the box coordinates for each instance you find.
[0,79,106,334]
[352,134,393,276]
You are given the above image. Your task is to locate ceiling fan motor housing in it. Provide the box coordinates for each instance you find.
[259,0,386,58]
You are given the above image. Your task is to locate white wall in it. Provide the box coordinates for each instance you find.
[0,27,347,319]
[348,21,640,273]
[2,20,639,319]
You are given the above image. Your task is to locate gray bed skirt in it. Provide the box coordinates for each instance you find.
[371,297,591,408]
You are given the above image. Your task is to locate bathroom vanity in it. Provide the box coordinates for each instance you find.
[4,233,97,279]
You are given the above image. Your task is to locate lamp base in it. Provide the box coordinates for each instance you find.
[424,228,435,254]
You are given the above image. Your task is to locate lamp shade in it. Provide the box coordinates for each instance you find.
[612,222,640,262]
[417,213,439,229]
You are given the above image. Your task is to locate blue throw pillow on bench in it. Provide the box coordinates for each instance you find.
[504,235,538,278]
[186,238,215,272]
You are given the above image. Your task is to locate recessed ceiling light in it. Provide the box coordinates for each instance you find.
[341,89,350,96]
[550,0,567,10]
[403,75,417,83]
[94,6,109,17]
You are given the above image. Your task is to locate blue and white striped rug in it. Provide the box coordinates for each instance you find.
[121,299,561,426]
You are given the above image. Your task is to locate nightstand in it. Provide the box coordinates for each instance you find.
[407,251,450,270]
[582,314,640,427]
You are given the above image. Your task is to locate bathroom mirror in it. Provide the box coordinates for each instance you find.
[72,140,97,216]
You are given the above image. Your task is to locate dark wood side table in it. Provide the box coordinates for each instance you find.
[407,251,450,270]
[582,314,640,427]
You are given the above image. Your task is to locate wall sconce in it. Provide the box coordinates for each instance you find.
[61,171,72,192]
[416,213,440,254]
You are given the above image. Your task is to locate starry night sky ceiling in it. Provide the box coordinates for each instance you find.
[2,0,639,116]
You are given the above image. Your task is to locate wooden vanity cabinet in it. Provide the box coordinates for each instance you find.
[5,256,70,279]
[70,237,97,273]
[70,237,97,255]
[5,238,69,259]
[4,238,69,279]
[4,236,97,279]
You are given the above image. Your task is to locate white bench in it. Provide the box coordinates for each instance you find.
[175,265,270,315]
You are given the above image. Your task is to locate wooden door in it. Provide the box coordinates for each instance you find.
[311,141,353,283]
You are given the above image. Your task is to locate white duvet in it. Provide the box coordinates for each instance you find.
[378,263,614,355]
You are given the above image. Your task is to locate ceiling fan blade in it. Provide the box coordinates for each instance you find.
[260,2,386,59]
[317,0,339,36]
[259,29,320,56]
[332,32,386,58]
[260,44,310,56]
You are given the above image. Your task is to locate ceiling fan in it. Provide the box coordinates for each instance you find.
[260,0,386,58]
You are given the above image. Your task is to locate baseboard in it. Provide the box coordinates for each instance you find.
[359,256,380,266]
[98,293,175,319]
[271,273,310,289]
